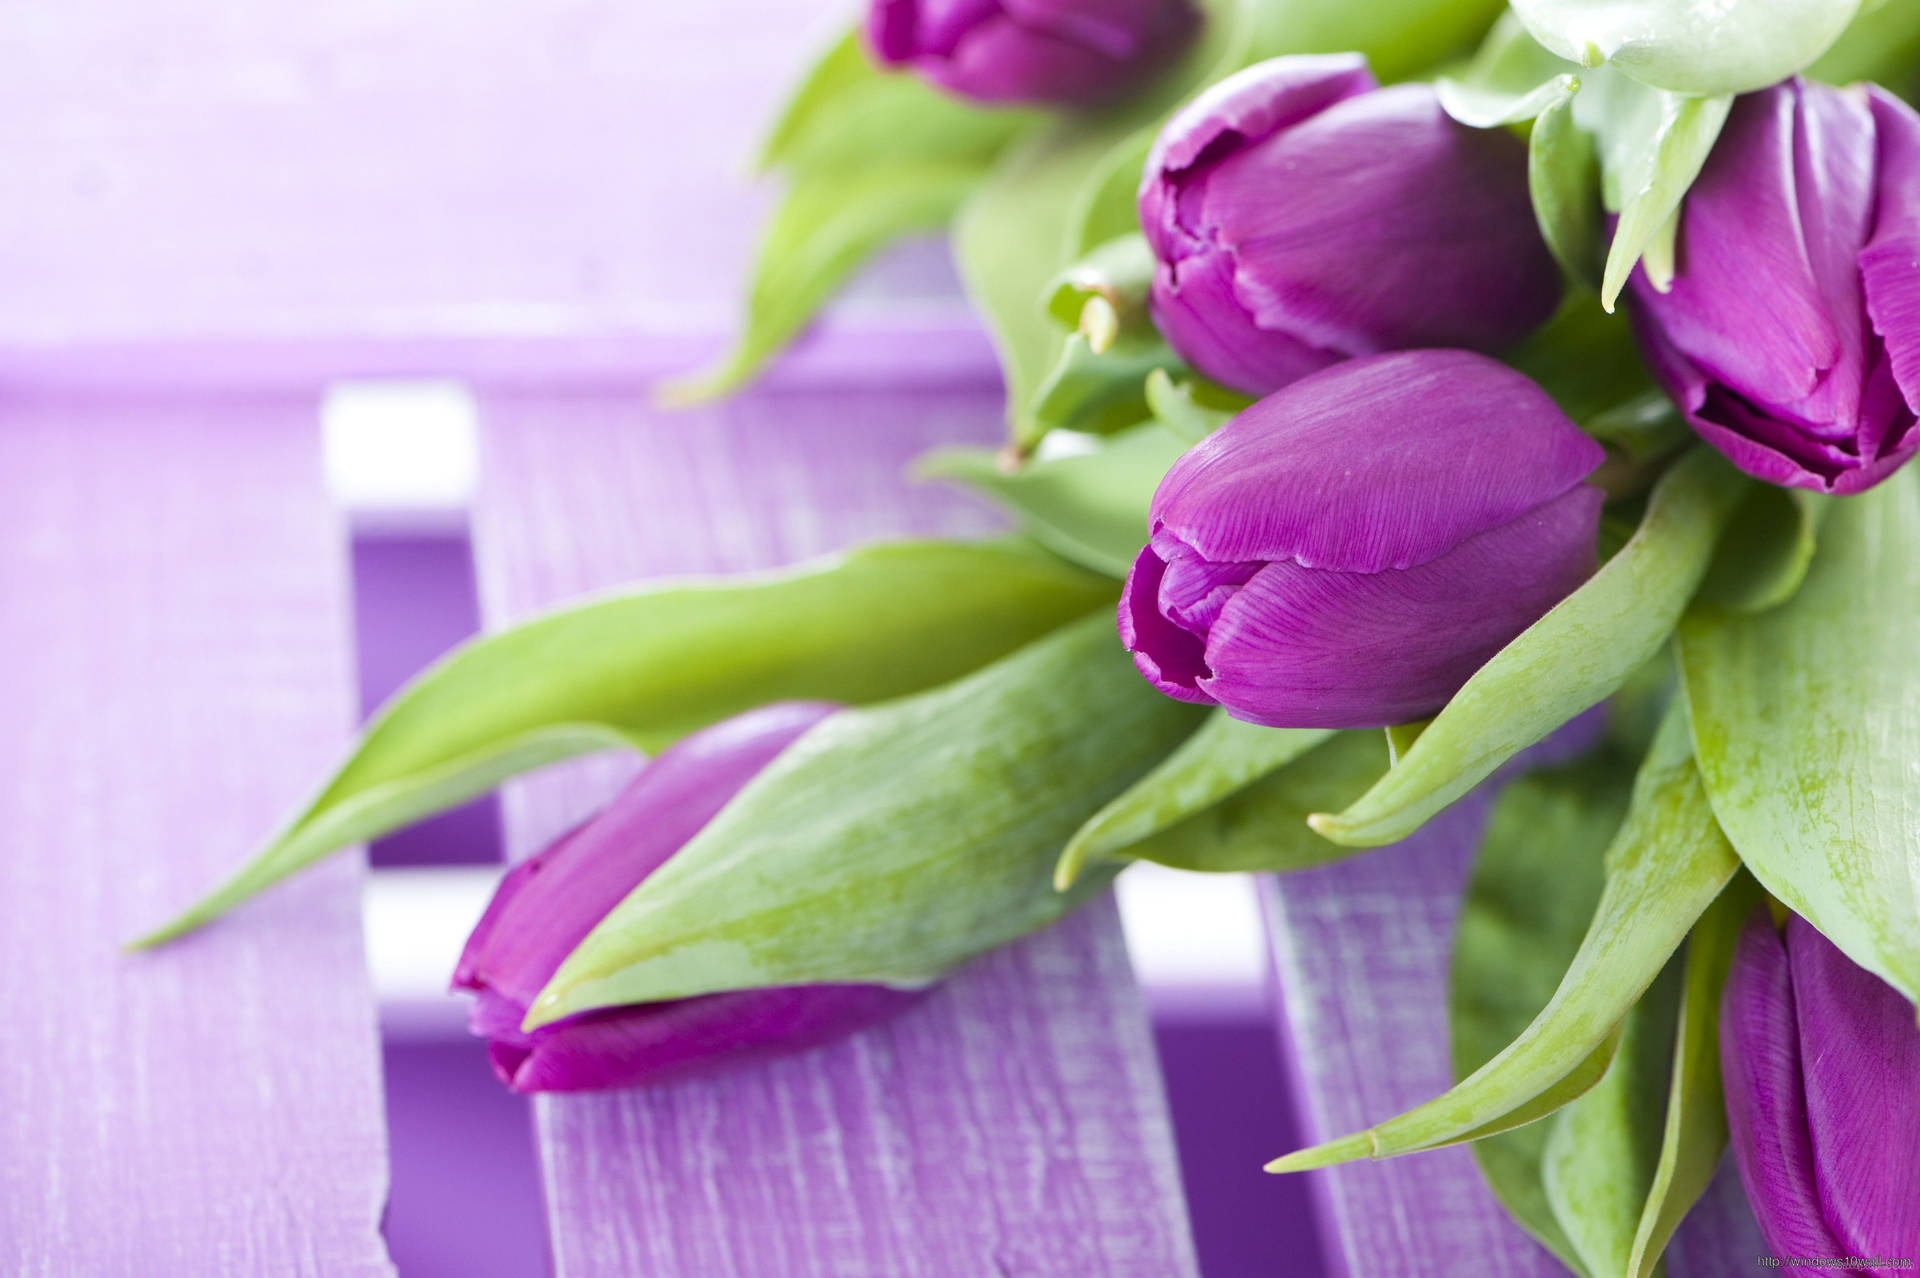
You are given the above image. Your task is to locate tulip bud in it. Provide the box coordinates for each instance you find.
[1630,78,1920,495]
[865,0,1199,107]
[1138,55,1562,398]
[1721,909,1920,1263]
[1119,350,1604,729]
[453,703,918,1092]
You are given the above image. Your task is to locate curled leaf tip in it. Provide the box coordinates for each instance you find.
[1052,841,1095,892]
[1079,296,1121,354]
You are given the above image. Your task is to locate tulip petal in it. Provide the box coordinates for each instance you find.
[453,702,835,1012]
[1720,910,1849,1263]
[1863,86,1920,418]
[928,13,1126,103]
[1139,54,1375,259]
[1205,85,1558,359]
[1148,249,1338,396]
[1151,350,1605,574]
[1787,915,1920,1257]
[491,985,921,1093]
[1118,543,1218,704]
[1197,484,1601,728]
[1633,85,1844,413]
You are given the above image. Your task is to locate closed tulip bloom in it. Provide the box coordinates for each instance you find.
[1721,910,1920,1265]
[1119,350,1604,729]
[1139,55,1561,397]
[1630,78,1920,494]
[866,0,1198,107]
[454,703,918,1092]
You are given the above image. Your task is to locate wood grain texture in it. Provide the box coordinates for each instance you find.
[0,398,393,1277]
[1264,791,1764,1277]
[468,385,1201,1278]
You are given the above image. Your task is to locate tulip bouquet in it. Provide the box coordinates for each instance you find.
[142,0,1920,1273]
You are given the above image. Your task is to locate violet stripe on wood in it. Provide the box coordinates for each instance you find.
[0,400,393,1277]
[468,386,1201,1278]
[1264,792,1764,1277]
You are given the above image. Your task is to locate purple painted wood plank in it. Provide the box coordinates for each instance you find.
[0,398,393,1276]
[0,0,969,352]
[468,385,1201,1278]
[1264,793,1764,1276]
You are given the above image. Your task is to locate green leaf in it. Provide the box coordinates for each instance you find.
[1697,484,1827,614]
[1511,0,1860,96]
[1502,293,1660,429]
[1583,391,1690,467]
[1055,711,1338,885]
[1625,872,1760,1278]
[1144,368,1247,441]
[1314,447,1745,849]
[1436,12,1581,128]
[1044,233,1156,333]
[1810,0,1920,89]
[1027,332,1183,438]
[1583,77,1732,311]
[658,164,985,404]
[135,539,1113,946]
[1678,465,1920,1007]
[1542,957,1682,1278]
[1273,703,1739,1175]
[1110,730,1387,877]
[1530,91,1604,289]
[526,614,1205,1022]
[915,425,1184,577]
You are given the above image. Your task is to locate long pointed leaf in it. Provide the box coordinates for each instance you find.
[1273,704,1739,1171]
[1313,447,1745,849]
[136,539,1112,945]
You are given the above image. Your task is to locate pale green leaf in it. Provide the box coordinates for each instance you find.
[1027,332,1182,438]
[1543,958,1682,1278]
[1503,293,1660,429]
[1626,872,1760,1278]
[1314,448,1745,849]
[1593,85,1731,311]
[1512,0,1860,95]
[1275,705,1738,1174]
[1143,368,1246,441]
[1810,0,1920,89]
[658,164,984,404]
[1697,484,1827,614]
[135,539,1112,946]
[1530,89,1604,289]
[1056,713,1342,885]
[1679,464,1920,1006]
[1436,12,1581,128]
[528,614,1204,1022]
[1113,730,1387,877]
[915,425,1185,577]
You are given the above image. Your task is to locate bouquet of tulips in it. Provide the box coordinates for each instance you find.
[144,0,1920,1271]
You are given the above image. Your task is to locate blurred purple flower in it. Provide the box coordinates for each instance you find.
[1119,350,1603,729]
[1721,909,1920,1266]
[1631,78,1920,494]
[865,0,1197,107]
[453,702,918,1092]
[1138,54,1561,397]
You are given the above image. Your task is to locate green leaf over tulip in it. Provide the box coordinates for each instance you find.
[1313,447,1745,849]
[525,614,1204,1024]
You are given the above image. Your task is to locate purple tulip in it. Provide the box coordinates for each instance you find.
[453,703,919,1092]
[865,0,1198,107]
[1138,55,1562,398]
[1630,78,1920,494]
[1118,350,1604,729]
[1721,910,1920,1265]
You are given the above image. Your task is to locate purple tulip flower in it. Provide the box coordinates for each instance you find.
[1138,55,1562,398]
[1630,78,1920,494]
[1119,350,1604,729]
[453,702,919,1092]
[1721,909,1920,1266]
[865,0,1198,107]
